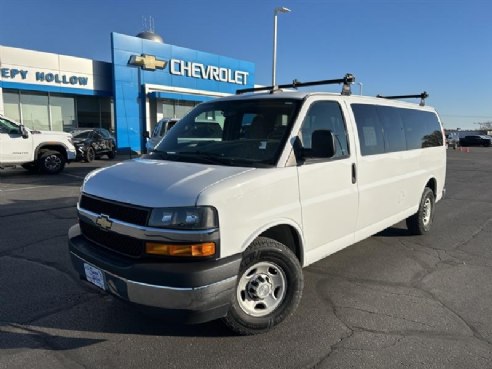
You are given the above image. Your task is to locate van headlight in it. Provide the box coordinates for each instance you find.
[148,206,218,230]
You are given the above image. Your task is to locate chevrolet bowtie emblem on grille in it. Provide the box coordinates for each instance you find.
[95,214,113,230]
[129,54,167,71]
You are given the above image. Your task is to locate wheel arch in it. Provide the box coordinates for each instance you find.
[243,222,305,267]
[35,144,68,161]
[425,177,437,196]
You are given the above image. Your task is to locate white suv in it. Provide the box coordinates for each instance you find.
[0,114,76,174]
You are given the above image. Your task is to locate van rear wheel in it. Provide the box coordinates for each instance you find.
[222,237,303,335]
[406,187,435,235]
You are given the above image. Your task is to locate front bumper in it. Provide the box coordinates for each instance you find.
[67,148,77,162]
[68,224,241,323]
[74,145,87,160]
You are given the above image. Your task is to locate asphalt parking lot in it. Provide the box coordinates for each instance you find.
[1,148,492,369]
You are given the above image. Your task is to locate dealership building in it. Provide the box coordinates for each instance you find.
[0,32,256,153]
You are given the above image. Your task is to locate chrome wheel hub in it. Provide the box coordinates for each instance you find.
[247,274,273,300]
[237,261,287,317]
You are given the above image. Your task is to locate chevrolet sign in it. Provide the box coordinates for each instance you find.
[129,54,167,71]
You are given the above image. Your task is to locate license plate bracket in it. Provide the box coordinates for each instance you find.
[84,263,106,290]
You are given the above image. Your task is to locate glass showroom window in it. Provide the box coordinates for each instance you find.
[162,99,174,118]
[50,95,75,131]
[3,91,21,122]
[175,100,197,118]
[100,97,113,131]
[21,92,49,131]
[77,96,100,128]
[161,99,200,119]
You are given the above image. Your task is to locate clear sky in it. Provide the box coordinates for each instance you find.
[0,0,490,130]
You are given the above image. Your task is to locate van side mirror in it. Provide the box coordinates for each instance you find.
[310,129,336,158]
[143,130,150,139]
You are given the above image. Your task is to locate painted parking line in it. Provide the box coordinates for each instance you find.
[61,173,86,180]
[0,185,54,192]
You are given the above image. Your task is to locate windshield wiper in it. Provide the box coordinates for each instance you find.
[147,150,227,165]
[174,151,233,165]
[148,150,271,167]
[147,149,170,160]
[178,151,273,168]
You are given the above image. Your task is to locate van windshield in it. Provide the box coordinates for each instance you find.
[149,98,301,167]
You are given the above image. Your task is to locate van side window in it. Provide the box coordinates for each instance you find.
[159,122,167,137]
[400,109,443,149]
[152,123,161,138]
[377,106,406,152]
[300,101,349,158]
[351,104,385,155]
[352,104,443,155]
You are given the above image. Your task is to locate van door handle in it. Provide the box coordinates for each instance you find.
[352,163,357,184]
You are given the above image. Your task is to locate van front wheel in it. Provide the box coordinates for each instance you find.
[406,187,435,235]
[222,237,303,335]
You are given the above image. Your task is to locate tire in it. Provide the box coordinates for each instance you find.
[38,150,65,174]
[84,147,96,163]
[222,237,303,335]
[406,187,435,235]
[107,148,116,159]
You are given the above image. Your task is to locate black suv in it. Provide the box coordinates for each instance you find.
[459,135,492,147]
[72,128,117,162]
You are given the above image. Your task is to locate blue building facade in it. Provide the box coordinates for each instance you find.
[0,33,256,153]
[111,32,255,153]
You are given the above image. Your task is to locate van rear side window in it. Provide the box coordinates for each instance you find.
[352,104,442,156]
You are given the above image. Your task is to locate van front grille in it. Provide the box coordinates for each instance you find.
[79,220,144,258]
[79,194,150,226]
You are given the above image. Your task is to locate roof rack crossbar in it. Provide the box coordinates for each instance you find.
[236,73,355,95]
[377,92,429,106]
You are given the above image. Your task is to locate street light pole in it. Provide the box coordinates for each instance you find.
[357,82,363,96]
[272,7,291,86]
[352,82,363,95]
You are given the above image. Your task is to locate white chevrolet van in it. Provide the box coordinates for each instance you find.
[68,75,446,335]
[145,118,179,152]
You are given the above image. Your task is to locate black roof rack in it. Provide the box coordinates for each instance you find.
[377,92,429,106]
[236,73,356,96]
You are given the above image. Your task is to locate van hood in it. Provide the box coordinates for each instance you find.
[82,158,255,208]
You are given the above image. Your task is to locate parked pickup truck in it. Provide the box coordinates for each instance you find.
[459,135,492,147]
[0,114,76,174]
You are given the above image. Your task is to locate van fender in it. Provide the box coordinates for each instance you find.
[240,218,306,264]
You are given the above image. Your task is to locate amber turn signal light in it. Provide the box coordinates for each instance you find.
[145,242,216,257]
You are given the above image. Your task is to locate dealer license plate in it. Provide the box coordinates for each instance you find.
[84,263,106,290]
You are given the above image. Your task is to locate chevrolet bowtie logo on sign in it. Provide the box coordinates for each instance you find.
[128,54,167,71]
[95,214,113,231]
